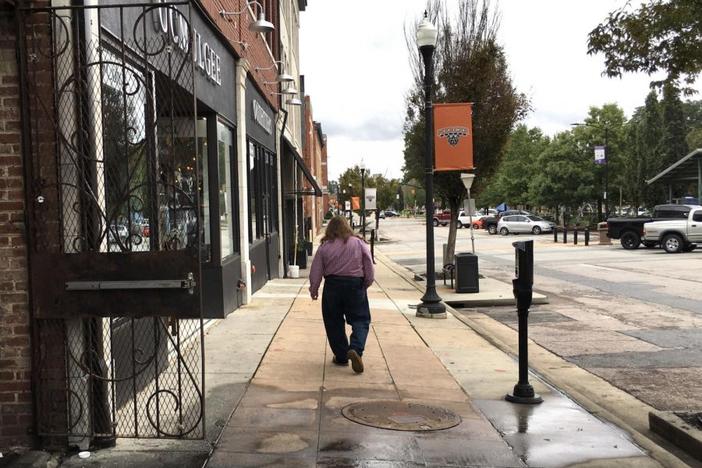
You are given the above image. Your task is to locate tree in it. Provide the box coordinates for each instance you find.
[587,0,702,94]
[403,0,528,262]
[479,125,549,209]
[528,132,595,223]
[662,82,689,169]
[624,91,666,208]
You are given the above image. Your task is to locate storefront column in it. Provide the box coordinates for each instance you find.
[276,115,285,278]
[235,59,252,304]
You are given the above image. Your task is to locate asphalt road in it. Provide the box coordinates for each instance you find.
[375,217,702,413]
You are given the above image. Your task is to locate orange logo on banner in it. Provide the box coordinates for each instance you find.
[351,197,361,210]
[434,103,474,171]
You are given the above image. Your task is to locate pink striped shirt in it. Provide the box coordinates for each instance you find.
[309,236,375,296]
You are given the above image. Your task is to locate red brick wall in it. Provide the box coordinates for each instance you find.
[199,0,280,110]
[0,7,34,451]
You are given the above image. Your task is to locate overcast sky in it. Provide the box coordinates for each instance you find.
[299,0,701,181]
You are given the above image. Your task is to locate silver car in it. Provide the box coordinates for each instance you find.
[497,215,554,235]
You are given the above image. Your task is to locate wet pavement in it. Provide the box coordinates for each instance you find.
[204,251,660,467]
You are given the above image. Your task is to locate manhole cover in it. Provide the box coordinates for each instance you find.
[341,400,461,431]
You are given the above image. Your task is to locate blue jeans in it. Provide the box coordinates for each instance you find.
[321,276,371,360]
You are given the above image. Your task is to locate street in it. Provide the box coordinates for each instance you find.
[376,217,702,413]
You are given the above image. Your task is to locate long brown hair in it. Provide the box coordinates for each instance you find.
[321,216,354,243]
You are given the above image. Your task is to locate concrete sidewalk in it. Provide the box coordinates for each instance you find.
[15,252,683,467]
[204,256,662,467]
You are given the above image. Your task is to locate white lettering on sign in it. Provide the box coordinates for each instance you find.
[153,0,222,86]
[253,100,273,134]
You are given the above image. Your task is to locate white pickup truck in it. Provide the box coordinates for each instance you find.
[642,205,702,253]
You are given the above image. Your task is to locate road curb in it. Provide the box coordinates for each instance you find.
[650,411,702,463]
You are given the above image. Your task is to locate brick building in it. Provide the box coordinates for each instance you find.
[0,0,324,453]
[0,3,32,451]
[302,95,327,236]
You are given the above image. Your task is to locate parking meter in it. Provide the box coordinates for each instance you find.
[506,239,542,405]
[512,240,533,311]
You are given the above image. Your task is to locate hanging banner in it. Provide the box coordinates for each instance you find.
[594,145,606,165]
[434,103,474,171]
[351,197,361,210]
[364,188,377,210]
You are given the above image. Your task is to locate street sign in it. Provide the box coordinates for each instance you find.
[463,198,476,216]
[365,188,377,210]
[594,146,606,165]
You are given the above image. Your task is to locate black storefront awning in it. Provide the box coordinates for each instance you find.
[283,137,323,197]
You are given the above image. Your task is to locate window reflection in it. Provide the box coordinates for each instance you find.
[218,122,235,258]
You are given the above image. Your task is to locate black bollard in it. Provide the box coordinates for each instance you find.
[585,227,590,246]
[505,240,543,405]
[370,229,376,264]
[553,228,558,243]
[574,228,578,245]
[563,227,568,244]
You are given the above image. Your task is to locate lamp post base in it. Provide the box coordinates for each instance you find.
[416,301,447,318]
[505,383,543,405]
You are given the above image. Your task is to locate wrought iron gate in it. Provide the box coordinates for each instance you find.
[20,2,206,441]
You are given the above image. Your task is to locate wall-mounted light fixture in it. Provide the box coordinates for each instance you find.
[220,1,275,33]
[256,60,295,82]
[286,97,303,106]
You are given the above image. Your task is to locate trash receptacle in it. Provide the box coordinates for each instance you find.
[455,252,479,293]
[597,222,611,245]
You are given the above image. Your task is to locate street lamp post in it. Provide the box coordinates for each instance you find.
[416,12,446,319]
[572,122,610,220]
[360,161,367,239]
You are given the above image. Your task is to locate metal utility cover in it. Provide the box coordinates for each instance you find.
[341,400,461,431]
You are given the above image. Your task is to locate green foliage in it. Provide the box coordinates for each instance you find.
[528,132,595,214]
[587,0,702,93]
[480,125,549,208]
[336,166,401,211]
[662,82,689,168]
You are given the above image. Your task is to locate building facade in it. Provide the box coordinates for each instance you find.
[0,0,324,452]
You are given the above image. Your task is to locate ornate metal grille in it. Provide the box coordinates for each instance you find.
[20,2,205,440]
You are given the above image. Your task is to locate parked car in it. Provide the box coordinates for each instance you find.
[642,206,702,253]
[433,210,482,228]
[607,204,693,249]
[497,215,554,235]
[383,210,400,217]
[483,210,530,234]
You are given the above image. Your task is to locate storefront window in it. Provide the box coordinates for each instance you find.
[247,139,278,241]
[218,122,235,258]
[197,118,211,262]
[248,140,257,240]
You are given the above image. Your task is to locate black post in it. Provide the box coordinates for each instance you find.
[361,169,366,239]
[574,228,578,245]
[604,127,609,220]
[563,226,567,244]
[375,208,380,238]
[416,33,446,318]
[506,240,543,405]
[553,228,558,243]
[585,227,590,246]
[370,229,376,264]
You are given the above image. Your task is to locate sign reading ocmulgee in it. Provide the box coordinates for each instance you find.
[153,1,222,86]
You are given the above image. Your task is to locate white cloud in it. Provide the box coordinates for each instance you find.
[300,0,701,181]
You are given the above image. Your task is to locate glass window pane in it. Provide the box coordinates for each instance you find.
[218,122,234,258]
[248,140,257,240]
[197,118,211,262]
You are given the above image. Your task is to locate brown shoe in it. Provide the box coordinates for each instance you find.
[347,349,364,374]
[332,356,349,366]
